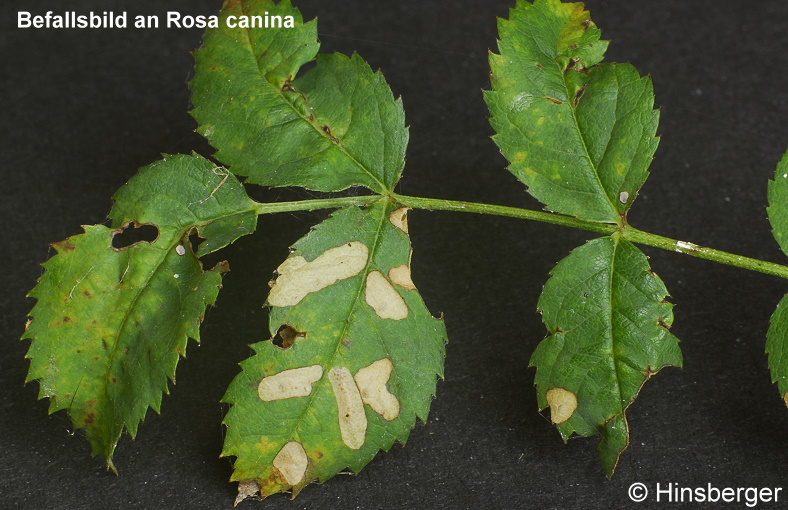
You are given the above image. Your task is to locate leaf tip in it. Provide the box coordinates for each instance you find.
[104,456,119,476]
[234,480,261,506]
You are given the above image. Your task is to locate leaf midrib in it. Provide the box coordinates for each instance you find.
[284,201,389,453]
[96,211,243,456]
[606,237,627,416]
[558,64,621,224]
[236,3,389,194]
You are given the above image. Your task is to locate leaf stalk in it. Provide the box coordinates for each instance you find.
[250,193,788,280]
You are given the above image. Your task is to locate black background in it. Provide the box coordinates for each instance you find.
[3,1,788,508]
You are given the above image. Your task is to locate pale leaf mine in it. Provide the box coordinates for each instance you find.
[354,358,400,421]
[267,241,369,307]
[389,207,410,233]
[258,365,323,402]
[329,367,367,449]
[388,264,416,291]
[365,271,408,320]
[546,387,578,424]
[272,441,309,486]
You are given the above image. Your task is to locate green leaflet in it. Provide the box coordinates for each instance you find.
[766,151,788,405]
[485,0,659,223]
[190,0,407,194]
[222,200,446,501]
[531,236,682,476]
[488,0,678,476]
[767,151,788,257]
[766,295,788,407]
[22,153,257,468]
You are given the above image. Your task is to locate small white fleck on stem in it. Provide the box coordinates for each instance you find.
[675,241,700,253]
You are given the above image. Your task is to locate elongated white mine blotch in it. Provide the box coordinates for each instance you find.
[268,242,369,307]
[365,270,408,320]
[258,365,323,401]
[329,367,367,450]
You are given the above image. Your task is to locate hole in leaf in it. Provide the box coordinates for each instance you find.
[188,230,206,254]
[272,324,304,350]
[112,223,159,250]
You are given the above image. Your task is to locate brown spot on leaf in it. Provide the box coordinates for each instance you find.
[573,86,586,107]
[234,480,261,507]
[53,239,76,253]
[281,75,295,92]
[320,124,340,143]
[272,324,304,349]
[546,387,577,424]
[545,96,563,105]
[63,316,71,323]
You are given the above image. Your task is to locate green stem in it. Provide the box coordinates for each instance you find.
[622,226,788,280]
[253,195,374,215]
[393,194,788,280]
[251,193,788,280]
